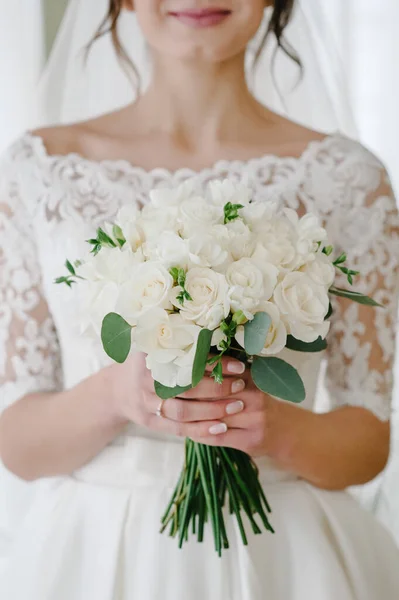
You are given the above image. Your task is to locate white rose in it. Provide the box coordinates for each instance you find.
[303,252,335,288]
[179,197,223,237]
[273,272,330,343]
[225,220,256,260]
[188,233,230,269]
[135,309,200,388]
[143,231,190,269]
[172,267,230,329]
[116,262,173,325]
[226,258,278,319]
[235,302,287,356]
[207,179,251,208]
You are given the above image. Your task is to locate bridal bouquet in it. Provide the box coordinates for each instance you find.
[57,180,379,556]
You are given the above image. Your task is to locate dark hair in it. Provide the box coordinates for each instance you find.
[88,1,298,81]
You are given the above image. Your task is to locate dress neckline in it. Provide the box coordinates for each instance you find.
[24,130,341,179]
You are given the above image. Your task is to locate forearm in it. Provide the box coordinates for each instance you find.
[266,401,390,490]
[0,368,128,481]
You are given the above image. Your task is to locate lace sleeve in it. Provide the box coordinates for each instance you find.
[325,163,399,421]
[0,144,63,412]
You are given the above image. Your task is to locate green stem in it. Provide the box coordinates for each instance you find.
[217,448,248,546]
[205,445,222,556]
[196,444,219,553]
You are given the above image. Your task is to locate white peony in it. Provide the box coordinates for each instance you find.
[273,271,330,343]
[226,258,278,319]
[172,267,230,329]
[135,309,200,388]
[235,302,287,356]
[116,262,173,325]
[143,231,190,269]
[303,252,335,288]
[179,197,223,237]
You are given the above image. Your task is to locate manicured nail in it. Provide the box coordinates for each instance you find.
[209,423,228,435]
[231,379,245,394]
[226,400,245,415]
[227,361,245,374]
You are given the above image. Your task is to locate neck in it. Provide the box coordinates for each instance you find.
[133,53,261,150]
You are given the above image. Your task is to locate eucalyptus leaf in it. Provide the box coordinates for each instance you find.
[251,357,305,403]
[154,381,192,400]
[192,329,213,387]
[330,287,382,307]
[101,313,132,364]
[244,312,271,355]
[286,335,327,353]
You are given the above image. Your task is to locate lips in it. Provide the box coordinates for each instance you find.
[169,7,232,28]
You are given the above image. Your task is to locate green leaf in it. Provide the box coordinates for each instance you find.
[54,276,74,287]
[97,228,117,248]
[169,267,179,283]
[113,224,126,247]
[322,245,333,257]
[232,310,247,326]
[244,312,271,355]
[192,329,213,387]
[333,253,347,266]
[212,361,223,384]
[329,287,383,307]
[101,313,132,363]
[65,259,76,276]
[251,357,306,403]
[286,335,327,353]
[154,381,192,400]
[224,202,244,224]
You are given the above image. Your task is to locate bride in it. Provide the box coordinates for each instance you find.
[1,1,399,598]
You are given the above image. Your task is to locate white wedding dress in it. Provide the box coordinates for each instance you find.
[1,131,399,600]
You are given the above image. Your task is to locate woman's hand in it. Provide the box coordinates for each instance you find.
[108,352,252,437]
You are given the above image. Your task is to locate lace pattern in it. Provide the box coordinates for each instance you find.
[0,132,398,420]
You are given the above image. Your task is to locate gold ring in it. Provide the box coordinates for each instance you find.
[156,399,165,418]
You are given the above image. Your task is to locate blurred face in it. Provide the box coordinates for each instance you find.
[126,1,268,63]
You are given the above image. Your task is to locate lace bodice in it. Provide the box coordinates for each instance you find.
[1,132,398,422]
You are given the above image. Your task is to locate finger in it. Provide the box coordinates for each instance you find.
[146,395,246,423]
[178,376,246,400]
[188,428,250,451]
[205,355,247,376]
[147,413,237,440]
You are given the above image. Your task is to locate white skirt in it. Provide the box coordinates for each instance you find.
[1,435,399,600]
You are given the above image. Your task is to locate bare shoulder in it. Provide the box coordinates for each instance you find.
[31,107,131,161]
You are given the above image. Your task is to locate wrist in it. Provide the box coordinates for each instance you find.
[263,397,316,469]
[87,365,130,431]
